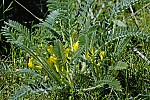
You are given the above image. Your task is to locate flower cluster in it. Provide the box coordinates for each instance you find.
[27,40,106,72]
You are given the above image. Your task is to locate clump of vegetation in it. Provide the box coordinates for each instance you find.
[0,0,150,99]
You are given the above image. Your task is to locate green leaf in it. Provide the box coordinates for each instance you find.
[39,10,60,28]
[116,61,128,70]
[54,40,66,66]
[115,20,127,27]
[81,75,122,91]
[116,37,131,58]
[9,85,31,99]
[71,46,84,61]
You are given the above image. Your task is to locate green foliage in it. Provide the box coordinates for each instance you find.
[113,0,139,13]
[0,0,150,99]
[47,0,70,12]
[10,85,30,100]
[81,75,122,92]
[114,61,128,70]
[53,40,66,66]
[39,10,60,28]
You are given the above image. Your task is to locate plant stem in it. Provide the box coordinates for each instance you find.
[14,0,43,22]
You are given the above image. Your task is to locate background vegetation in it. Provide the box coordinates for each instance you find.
[0,0,150,99]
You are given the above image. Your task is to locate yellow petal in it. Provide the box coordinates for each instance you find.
[65,48,70,53]
[28,57,34,68]
[73,41,79,51]
[48,56,57,65]
[47,45,53,53]
[65,48,70,57]
[86,52,91,60]
[99,51,105,60]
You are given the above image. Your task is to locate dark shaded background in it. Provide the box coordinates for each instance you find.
[1,0,47,26]
[0,0,47,59]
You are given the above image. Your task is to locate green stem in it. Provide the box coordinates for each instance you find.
[2,0,5,20]
[70,36,73,52]
[14,0,43,22]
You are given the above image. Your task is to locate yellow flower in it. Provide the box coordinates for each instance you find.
[65,48,70,57]
[86,52,91,60]
[28,57,42,70]
[28,57,34,68]
[73,41,79,51]
[99,51,105,60]
[47,45,53,53]
[48,55,57,65]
